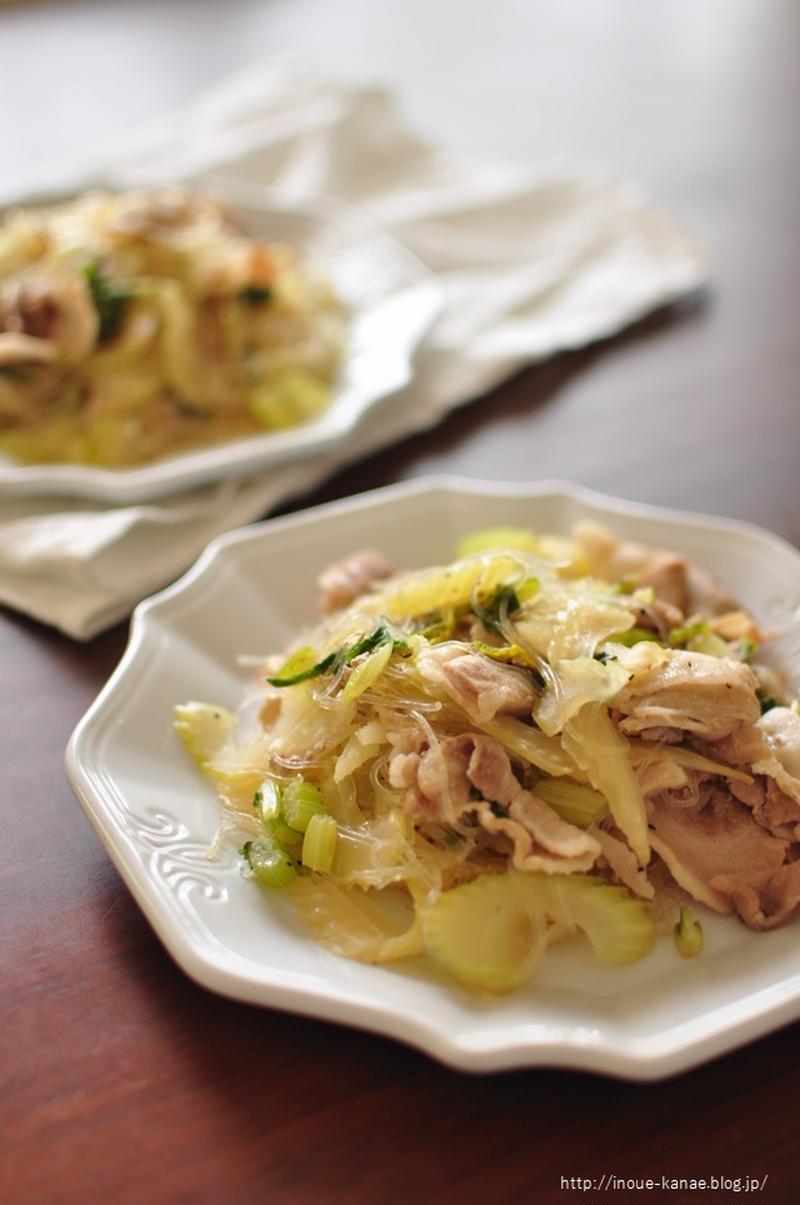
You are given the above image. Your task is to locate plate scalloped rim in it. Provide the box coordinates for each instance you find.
[0,181,442,503]
[66,477,800,1079]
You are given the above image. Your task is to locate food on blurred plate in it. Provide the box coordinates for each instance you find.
[175,522,800,994]
[0,188,344,467]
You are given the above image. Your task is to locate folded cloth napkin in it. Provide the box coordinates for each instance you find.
[0,61,709,639]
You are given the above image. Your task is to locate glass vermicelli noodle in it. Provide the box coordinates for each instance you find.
[175,523,800,993]
[0,188,345,466]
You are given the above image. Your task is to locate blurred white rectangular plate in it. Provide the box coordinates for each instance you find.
[0,179,441,503]
[66,478,800,1078]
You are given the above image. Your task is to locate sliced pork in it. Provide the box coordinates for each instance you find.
[387,751,422,792]
[613,649,760,741]
[317,549,394,615]
[634,754,691,799]
[712,709,800,815]
[713,862,800,930]
[574,522,739,615]
[474,795,600,875]
[648,793,791,925]
[757,707,800,783]
[391,730,599,871]
[619,593,685,640]
[590,826,655,899]
[636,552,691,615]
[416,645,537,723]
[710,722,770,767]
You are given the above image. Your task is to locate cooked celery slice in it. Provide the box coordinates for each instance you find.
[243,837,297,888]
[330,812,410,888]
[334,732,380,783]
[533,778,609,827]
[288,878,423,962]
[254,780,301,848]
[202,766,264,804]
[0,415,83,465]
[454,529,587,571]
[173,702,235,767]
[283,778,326,832]
[482,714,577,777]
[674,904,703,958]
[544,874,656,965]
[248,369,330,429]
[686,631,732,658]
[302,814,338,873]
[534,655,630,736]
[377,554,523,622]
[422,870,655,991]
[255,779,282,826]
[422,872,548,993]
[456,527,539,557]
[342,640,394,701]
[273,823,303,851]
[562,703,650,865]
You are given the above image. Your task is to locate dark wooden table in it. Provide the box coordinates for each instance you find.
[2,2,799,1203]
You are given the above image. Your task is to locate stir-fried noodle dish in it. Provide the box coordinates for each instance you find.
[176,523,800,993]
[0,188,344,467]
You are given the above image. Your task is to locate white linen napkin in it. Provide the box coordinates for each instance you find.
[0,62,709,639]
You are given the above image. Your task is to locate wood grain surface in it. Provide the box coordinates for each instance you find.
[1,2,799,1203]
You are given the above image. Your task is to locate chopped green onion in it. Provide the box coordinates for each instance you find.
[757,689,780,714]
[267,645,335,687]
[609,626,660,647]
[416,609,461,642]
[301,814,338,873]
[342,639,394,701]
[668,621,732,658]
[267,620,410,689]
[737,638,758,662]
[283,778,326,832]
[255,779,282,827]
[516,576,540,604]
[470,640,545,688]
[471,584,525,634]
[347,620,410,661]
[253,780,302,848]
[239,284,272,306]
[667,622,709,647]
[83,260,134,341]
[674,904,703,958]
[168,391,212,420]
[242,837,297,888]
[472,641,532,666]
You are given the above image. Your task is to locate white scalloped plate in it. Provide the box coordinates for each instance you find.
[66,478,800,1078]
[0,179,441,503]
